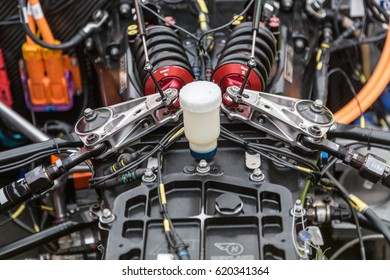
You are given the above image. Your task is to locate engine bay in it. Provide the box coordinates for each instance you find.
[0,0,390,260]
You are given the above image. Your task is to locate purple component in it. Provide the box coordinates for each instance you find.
[21,70,75,112]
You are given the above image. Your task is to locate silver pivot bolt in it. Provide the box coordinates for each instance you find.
[142,168,156,183]
[196,159,210,173]
[250,168,265,182]
[99,208,115,224]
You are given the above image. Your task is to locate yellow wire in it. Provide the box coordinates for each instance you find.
[168,127,185,142]
[297,166,312,174]
[40,205,54,212]
[360,115,366,128]
[197,0,209,13]
[11,204,26,219]
[163,219,170,232]
[34,224,40,232]
[160,183,167,205]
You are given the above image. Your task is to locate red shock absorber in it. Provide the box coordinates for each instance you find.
[132,25,194,95]
[211,22,277,105]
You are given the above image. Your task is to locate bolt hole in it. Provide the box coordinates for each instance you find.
[264,104,270,109]
[119,244,123,248]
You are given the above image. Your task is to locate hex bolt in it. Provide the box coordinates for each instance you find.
[250,168,265,182]
[85,37,94,50]
[86,133,99,144]
[92,10,103,22]
[119,3,131,17]
[281,0,294,11]
[84,108,97,122]
[110,47,120,59]
[99,208,115,224]
[142,168,157,183]
[310,99,323,113]
[290,199,306,217]
[196,159,210,173]
[309,125,322,136]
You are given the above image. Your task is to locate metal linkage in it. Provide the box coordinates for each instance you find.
[221,86,334,152]
[75,89,181,158]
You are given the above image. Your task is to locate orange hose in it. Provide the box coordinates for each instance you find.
[26,14,36,46]
[28,0,55,44]
[334,25,390,124]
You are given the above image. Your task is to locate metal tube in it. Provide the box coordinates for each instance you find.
[0,101,49,142]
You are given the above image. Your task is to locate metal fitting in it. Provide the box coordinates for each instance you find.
[99,208,115,224]
[250,168,265,182]
[84,108,97,122]
[290,199,306,217]
[142,168,156,183]
[196,159,210,173]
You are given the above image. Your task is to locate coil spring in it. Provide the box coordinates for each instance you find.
[212,22,277,93]
[132,26,194,95]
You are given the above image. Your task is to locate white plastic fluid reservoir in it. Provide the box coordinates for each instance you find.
[179,81,222,160]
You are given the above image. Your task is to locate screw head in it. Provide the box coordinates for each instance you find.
[197,160,210,173]
[142,168,156,183]
[100,208,115,224]
[92,10,103,21]
[250,168,265,182]
[86,133,99,144]
[84,108,97,121]
[110,47,120,58]
[119,3,131,17]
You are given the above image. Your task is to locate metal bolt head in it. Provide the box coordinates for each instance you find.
[86,133,99,144]
[197,160,211,173]
[92,10,103,22]
[102,208,112,218]
[309,125,322,136]
[84,108,97,121]
[100,208,115,224]
[85,38,94,50]
[250,168,265,182]
[199,159,207,168]
[119,3,131,17]
[142,168,156,183]
[110,47,120,58]
[144,168,153,178]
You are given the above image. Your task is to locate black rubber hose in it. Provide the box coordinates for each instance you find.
[328,123,390,146]
[0,213,96,259]
[18,0,88,50]
[363,208,390,246]
[0,133,82,166]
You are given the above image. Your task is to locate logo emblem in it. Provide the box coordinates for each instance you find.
[215,243,244,255]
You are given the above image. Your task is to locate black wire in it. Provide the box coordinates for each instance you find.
[325,171,366,260]
[139,3,198,40]
[0,20,20,26]
[327,68,363,117]
[18,0,88,50]
[89,123,184,187]
[364,208,390,246]
[0,148,73,173]
[331,32,387,52]
[366,0,390,22]
[198,0,255,44]
[220,127,319,172]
